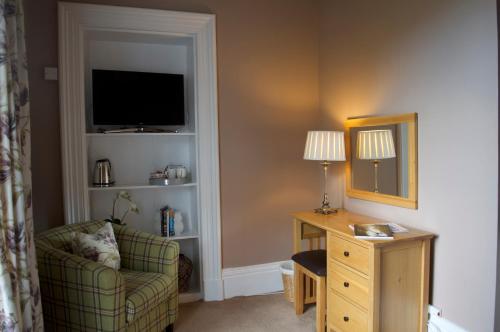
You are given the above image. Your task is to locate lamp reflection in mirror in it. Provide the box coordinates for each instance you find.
[304,131,346,214]
[356,129,396,193]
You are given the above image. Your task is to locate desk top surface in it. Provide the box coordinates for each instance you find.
[292,209,434,247]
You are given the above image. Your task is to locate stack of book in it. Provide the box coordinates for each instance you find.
[160,206,176,237]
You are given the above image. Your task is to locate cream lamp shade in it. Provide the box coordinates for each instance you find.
[303,130,345,214]
[357,129,396,160]
[303,131,346,161]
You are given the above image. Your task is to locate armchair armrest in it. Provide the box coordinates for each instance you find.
[113,225,179,278]
[36,242,126,332]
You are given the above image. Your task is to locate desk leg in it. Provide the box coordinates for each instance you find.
[294,263,304,315]
[293,218,302,254]
[293,219,304,315]
[316,276,326,332]
[419,239,431,332]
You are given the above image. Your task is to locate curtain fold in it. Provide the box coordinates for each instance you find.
[0,0,44,331]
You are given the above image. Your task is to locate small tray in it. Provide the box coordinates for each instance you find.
[149,177,189,186]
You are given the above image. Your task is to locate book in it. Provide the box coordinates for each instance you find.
[348,223,408,234]
[160,206,180,237]
[353,224,394,240]
[386,223,408,233]
[169,208,175,237]
[160,206,169,237]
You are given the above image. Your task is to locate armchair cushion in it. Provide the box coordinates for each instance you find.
[37,220,107,252]
[121,269,176,323]
[72,222,121,270]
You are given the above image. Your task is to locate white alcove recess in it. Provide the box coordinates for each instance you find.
[58,2,222,302]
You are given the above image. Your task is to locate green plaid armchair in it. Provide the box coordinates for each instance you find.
[36,221,179,332]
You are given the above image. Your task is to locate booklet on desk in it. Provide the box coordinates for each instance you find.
[349,223,408,235]
[352,224,394,240]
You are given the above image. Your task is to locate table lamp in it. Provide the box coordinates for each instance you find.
[304,131,346,214]
[356,129,396,193]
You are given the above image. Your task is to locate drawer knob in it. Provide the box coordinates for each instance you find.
[343,282,350,288]
[343,316,350,322]
[343,251,350,257]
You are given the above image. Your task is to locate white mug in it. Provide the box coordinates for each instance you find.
[166,167,177,179]
[176,166,187,178]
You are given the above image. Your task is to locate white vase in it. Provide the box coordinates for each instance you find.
[174,212,184,234]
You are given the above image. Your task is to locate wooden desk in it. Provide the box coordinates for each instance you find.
[292,210,434,332]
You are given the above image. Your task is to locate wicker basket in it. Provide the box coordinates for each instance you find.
[178,254,193,293]
[280,261,294,303]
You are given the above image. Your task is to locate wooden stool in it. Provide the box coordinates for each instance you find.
[292,250,327,332]
[302,224,325,305]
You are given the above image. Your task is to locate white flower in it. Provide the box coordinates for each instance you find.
[118,191,131,200]
[130,203,139,213]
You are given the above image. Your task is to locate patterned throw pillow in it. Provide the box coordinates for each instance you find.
[71,222,121,270]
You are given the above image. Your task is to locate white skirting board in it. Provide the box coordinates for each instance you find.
[428,306,469,332]
[222,261,287,299]
[204,278,224,301]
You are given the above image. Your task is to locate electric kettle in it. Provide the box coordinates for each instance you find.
[93,159,114,187]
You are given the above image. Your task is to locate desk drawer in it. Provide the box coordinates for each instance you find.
[328,291,368,332]
[329,259,369,310]
[329,234,369,275]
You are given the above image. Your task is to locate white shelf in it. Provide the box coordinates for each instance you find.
[88,183,197,191]
[164,233,199,240]
[86,132,196,137]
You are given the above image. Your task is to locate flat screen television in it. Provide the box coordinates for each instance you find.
[92,69,185,126]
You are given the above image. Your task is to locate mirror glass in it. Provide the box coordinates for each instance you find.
[345,113,417,209]
[350,124,409,197]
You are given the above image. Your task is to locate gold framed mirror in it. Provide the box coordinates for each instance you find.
[345,113,418,209]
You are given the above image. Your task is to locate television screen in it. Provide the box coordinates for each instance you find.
[92,69,185,126]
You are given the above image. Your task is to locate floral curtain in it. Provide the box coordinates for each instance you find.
[0,0,44,331]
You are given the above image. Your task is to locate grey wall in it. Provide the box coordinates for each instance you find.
[25,0,63,231]
[496,1,500,328]
[496,2,500,330]
[319,0,498,330]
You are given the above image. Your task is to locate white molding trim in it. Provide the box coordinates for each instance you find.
[58,3,89,224]
[58,2,223,301]
[204,278,224,301]
[222,261,287,299]
[428,306,468,332]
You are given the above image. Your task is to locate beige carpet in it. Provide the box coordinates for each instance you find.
[175,294,316,332]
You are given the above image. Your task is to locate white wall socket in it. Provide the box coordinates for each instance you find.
[428,304,443,317]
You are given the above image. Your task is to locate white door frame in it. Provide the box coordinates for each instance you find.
[58,2,223,301]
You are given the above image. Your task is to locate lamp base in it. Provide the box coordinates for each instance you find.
[314,207,338,215]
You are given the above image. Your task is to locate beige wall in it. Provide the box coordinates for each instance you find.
[319,0,497,330]
[25,0,322,267]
